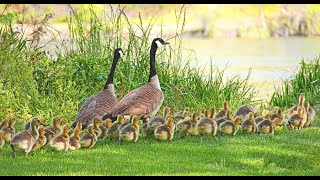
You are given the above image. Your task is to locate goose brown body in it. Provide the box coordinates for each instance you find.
[72,48,124,129]
[102,38,169,121]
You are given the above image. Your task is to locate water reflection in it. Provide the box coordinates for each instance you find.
[177,37,320,99]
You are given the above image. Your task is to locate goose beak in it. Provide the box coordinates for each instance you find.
[164,42,170,45]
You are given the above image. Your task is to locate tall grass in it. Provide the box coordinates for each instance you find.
[270,56,320,110]
[0,5,259,124]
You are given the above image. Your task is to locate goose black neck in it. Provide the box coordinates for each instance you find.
[148,43,158,82]
[104,55,119,89]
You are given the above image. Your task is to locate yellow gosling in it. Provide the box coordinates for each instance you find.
[69,122,82,151]
[99,119,113,139]
[219,116,242,136]
[216,110,233,127]
[288,106,306,129]
[106,115,126,140]
[0,120,8,130]
[0,131,5,148]
[154,116,175,142]
[49,125,70,151]
[24,117,46,130]
[288,93,307,117]
[93,117,102,137]
[2,119,16,142]
[196,107,218,137]
[304,101,316,127]
[215,101,230,120]
[241,112,257,133]
[45,116,62,145]
[234,105,255,123]
[80,125,97,148]
[10,118,41,158]
[187,112,200,136]
[119,116,140,144]
[146,106,171,136]
[31,127,47,152]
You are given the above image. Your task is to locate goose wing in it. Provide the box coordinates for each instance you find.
[110,84,163,117]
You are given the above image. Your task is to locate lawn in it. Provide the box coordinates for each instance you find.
[1,121,319,176]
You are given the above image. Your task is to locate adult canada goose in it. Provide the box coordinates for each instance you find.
[102,38,169,121]
[72,48,125,129]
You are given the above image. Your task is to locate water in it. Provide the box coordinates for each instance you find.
[178,37,320,100]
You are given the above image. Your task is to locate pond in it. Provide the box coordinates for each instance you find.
[178,37,320,100]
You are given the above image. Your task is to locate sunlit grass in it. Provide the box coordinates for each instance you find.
[270,56,320,111]
[1,121,320,175]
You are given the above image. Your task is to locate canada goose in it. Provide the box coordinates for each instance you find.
[304,101,315,127]
[45,116,62,145]
[1,119,16,142]
[24,117,46,130]
[241,112,256,133]
[287,106,306,129]
[102,38,169,121]
[234,105,255,123]
[146,106,171,137]
[49,125,70,151]
[196,107,218,137]
[72,48,125,129]
[119,115,140,144]
[80,125,97,148]
[215,101,230,120]
[154,116,175,142]
[31,127,47,152]
[10,117,41,157]
[219,116,242,136]
[288,93,307,116]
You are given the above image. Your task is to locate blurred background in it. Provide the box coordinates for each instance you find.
[4,4,319,99]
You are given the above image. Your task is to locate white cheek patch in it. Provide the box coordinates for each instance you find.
[155,40,163,47]
[119,50,124,57]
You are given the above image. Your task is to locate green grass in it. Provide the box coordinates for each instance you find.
[1,121,320,175]
[1,5,320,176]
[0,5,259,123]
[270,56,320,110]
